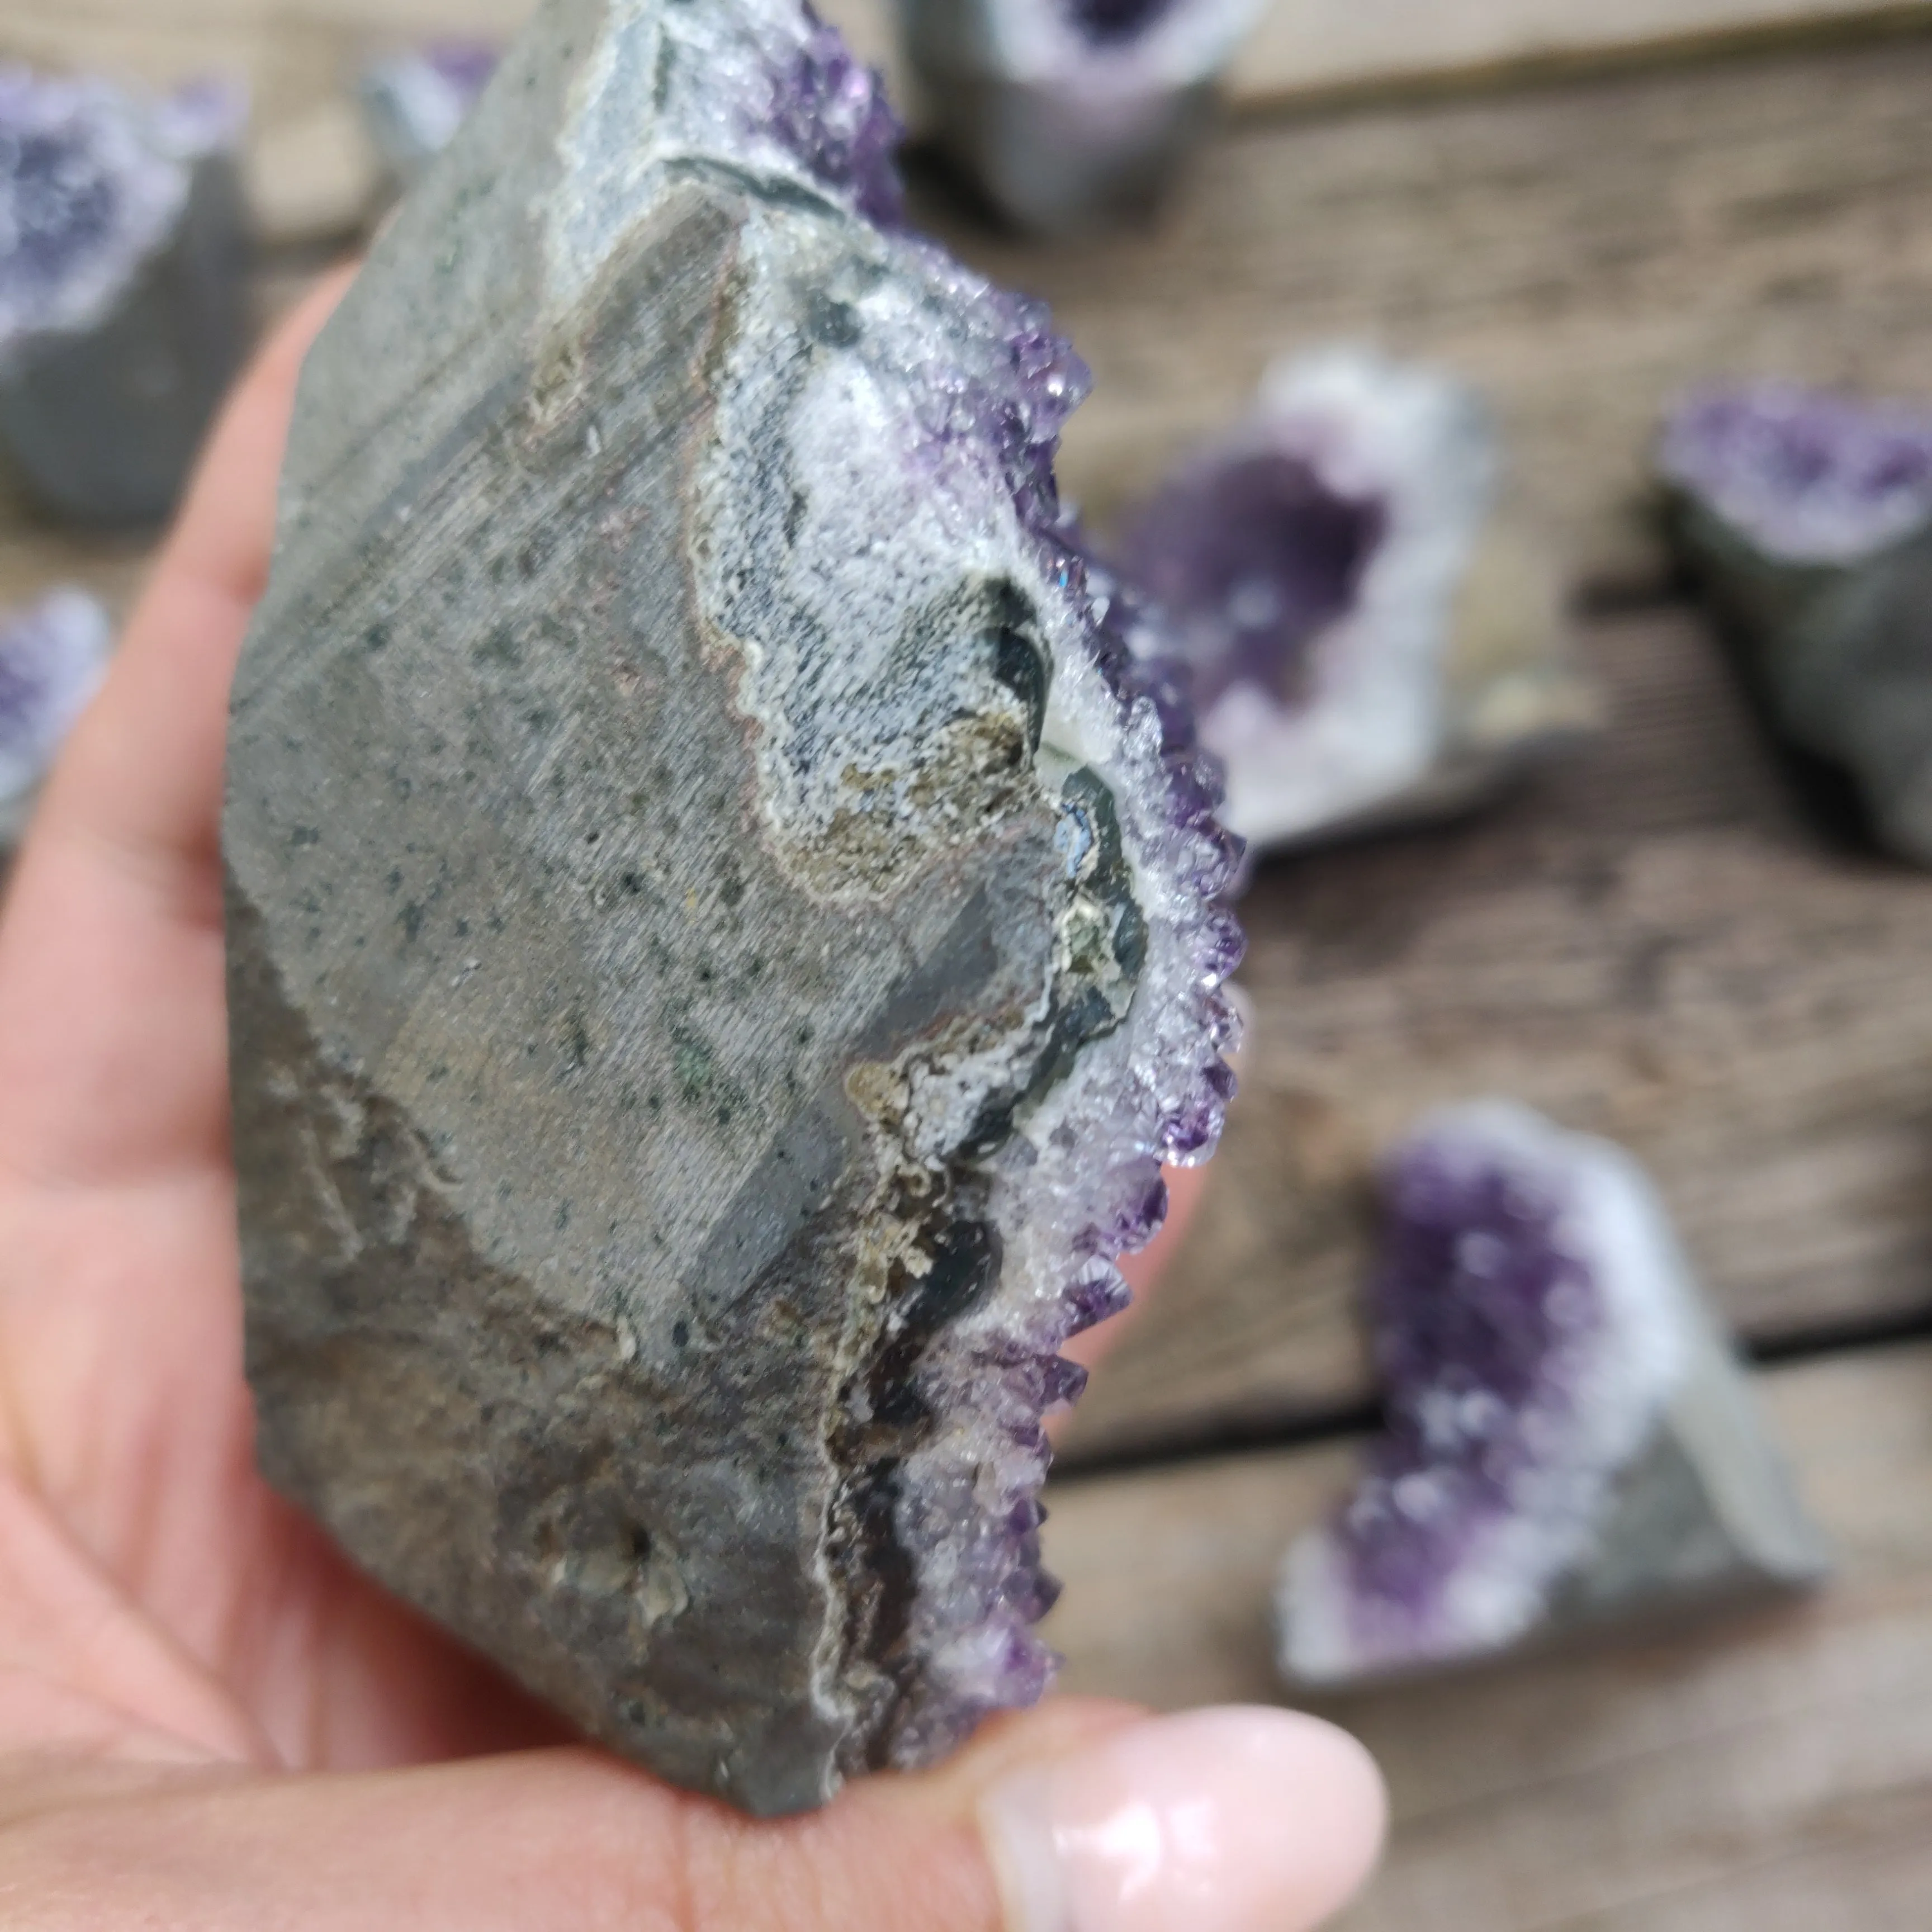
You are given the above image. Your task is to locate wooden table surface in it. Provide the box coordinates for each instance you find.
[8,4,1932,1924]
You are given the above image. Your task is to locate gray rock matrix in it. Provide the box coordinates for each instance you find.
[225,0,1238,1816]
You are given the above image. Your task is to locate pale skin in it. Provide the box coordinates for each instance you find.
[0,275,1381,1930]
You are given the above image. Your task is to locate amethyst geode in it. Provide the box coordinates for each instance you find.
[0,69,247,524]
[1276,1104,1825,1688]
[1120,349,1595,859]
[1661,383,1932,865]
[225,0,1239,1815]
[901,0,1259,232]
[0,586,110,847]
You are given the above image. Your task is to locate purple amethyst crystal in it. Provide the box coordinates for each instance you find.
[1276,1103,1825,1687]
[900,0,1261,231]
[1660,383,1932,567]
[769,5,906,228]
[226,0,1238,1815]
[1119,348,1593,858]
[0,68,247,524]
[358,41,500,193]
[1660,383,1932,866]
[0,588,111,847]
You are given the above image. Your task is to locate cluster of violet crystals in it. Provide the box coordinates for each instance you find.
[769,5,908,228]
[1660,382,1932,866]
[1277,1102,1690,1685]
[1117,348,1500,859]
[0,588,111,846]
[689,0,1247,1751]
[1660,382,1932,566]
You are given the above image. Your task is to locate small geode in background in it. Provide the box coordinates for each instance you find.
[358,42,499,201]
[1276,1102,1827,1690]
[227,0,1240,1816]
[1117,348,1598,862]
[0,70,248,526]
[899,0,1259,232]
[1660,383,1932,866]
[0,588,111,846]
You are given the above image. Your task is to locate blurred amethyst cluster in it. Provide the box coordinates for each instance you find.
[1661,383,1932,566]
[900,0,1260,230]
[0,68,247,523]
[1128,438,1389,716]
[1117,349,1594,861]
[1661,382,1932,866]
[1277,1103,1825,1686]
[0,587,111,845]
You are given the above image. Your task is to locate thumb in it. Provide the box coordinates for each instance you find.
[1,1699,1385,1931]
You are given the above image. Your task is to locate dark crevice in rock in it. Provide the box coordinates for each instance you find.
[825,1191,1002,1772]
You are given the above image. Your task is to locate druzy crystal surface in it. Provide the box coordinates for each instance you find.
[359,43,500,193]
[226,0,1239,1816]
[1121,349,1594,859]
[1661,383,1932,865]
[1276,1104,1825,1688]
[0,587,110,846]
[1661,383,1932,566]
[900,0,1258,231]
[0,69,247,523]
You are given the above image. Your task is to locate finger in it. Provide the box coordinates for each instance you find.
[0,1703,1384,1932]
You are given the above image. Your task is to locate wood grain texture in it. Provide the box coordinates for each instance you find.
[1043,1343,1932,1931]
[1061,602,1932,1460]
[1229,0,1932,107]
[929,31,1932,589]
[8,0,1930,116]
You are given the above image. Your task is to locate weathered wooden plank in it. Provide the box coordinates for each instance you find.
[1062,601,1932,1460]
[1230,0,1932,108]
[931,32,1932,589]
[1042,1343,1932,1931]
[10,0,1932,117]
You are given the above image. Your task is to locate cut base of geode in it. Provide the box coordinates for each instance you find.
[1119,349,1598,863]
[1660,383,1932,868]
[1275,1103,1826,1692]
[0,72,248,527]
[227,0,1236,1816]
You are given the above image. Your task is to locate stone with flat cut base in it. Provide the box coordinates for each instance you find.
[225,0,1239,1817]
[1276,1102,1826,1690]
[1661,383,1932,867]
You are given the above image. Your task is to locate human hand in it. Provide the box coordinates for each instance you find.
[0,278,1384,1930]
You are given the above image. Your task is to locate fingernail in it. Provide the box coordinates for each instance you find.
[979,1707,1385,1932]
